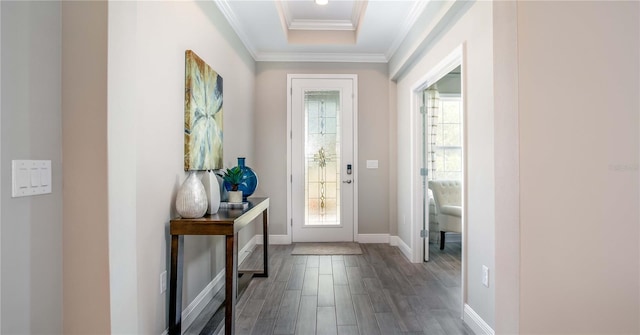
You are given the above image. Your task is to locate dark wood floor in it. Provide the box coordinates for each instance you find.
[185,242,468,335]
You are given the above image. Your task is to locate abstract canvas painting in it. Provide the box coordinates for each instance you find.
[184,50,223,171]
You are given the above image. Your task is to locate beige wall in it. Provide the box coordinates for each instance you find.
[394,0,496,327]
[253,62,393,238]
[108,1,256,333]
[517,1,639,333]
[1,1,64,333]
[62,1,111,333]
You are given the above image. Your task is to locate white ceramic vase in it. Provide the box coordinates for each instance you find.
[202,171,221,214]
[176,171,208,218]
[228,190,243,204]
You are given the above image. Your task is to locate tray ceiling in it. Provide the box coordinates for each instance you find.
[214,0,430,62]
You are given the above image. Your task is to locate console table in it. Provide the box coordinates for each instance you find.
[169,197,269,335]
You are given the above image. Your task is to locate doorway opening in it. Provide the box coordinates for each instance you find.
[411,48,464,262]
[422,67,463,262]
[411,47,465,316]
[287,74,358,243]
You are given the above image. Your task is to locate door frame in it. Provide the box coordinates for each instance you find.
[410,45,466,313]
[286,74,359,243]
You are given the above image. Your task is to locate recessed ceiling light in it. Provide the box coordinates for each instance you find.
[315,0,328,5]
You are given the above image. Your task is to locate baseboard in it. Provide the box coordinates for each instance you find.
[178,271,225,335]
[161,238,258,335]
[357,234,389,243]
[389,236,412,261]
[255,234,395,245]
[238,235,258,265]
[463,304,495,335]
[389,235,399,247]
[255,234,291,245]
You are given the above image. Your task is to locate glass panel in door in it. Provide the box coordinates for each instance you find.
[305,91,341,226]
[290,76,355,242]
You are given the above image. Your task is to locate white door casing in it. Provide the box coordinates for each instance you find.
[288,74,357,242]
[412,46,464,263]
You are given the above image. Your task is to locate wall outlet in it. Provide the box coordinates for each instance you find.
[160,271,167,294]
[482,265,489,287]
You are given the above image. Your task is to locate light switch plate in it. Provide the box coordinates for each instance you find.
[12,160,52,197]
[366,160,379,169]
[482,265,489,287]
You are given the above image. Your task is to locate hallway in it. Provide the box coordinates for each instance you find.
[187,243,467,334]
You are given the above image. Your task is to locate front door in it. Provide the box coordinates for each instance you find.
[289,75,356,242]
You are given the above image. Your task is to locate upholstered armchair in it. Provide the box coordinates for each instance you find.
[428,180,462,250]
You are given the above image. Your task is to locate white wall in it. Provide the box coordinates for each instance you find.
[492,1,520,333]
[1,1,63,333]
[517,1,639,333]
[108,1,139,332]
[108,1,256,333]
[253,62,393,238]
[393,0,496,328]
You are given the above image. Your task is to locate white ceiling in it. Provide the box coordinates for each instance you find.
[214,0,429,62]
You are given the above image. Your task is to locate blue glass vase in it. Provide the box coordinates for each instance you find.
[224,157,258,201]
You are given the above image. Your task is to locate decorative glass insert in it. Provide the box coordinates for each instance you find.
[304,90,341,226]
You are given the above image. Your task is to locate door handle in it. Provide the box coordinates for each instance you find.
[342,180,352,184]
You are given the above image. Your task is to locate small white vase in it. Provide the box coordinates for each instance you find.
[202,171,221,214]
[176,171,208,218]
[228,190,243,204]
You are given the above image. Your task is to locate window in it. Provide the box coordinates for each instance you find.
[433,95,462,180]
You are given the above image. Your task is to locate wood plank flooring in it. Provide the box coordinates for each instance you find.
[185,242,468,335]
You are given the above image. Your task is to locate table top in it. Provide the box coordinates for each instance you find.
[170,197,269,235]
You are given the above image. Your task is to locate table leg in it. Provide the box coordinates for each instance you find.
[225,233,238,335]
[169,235,183,335]
[262,208,269,277]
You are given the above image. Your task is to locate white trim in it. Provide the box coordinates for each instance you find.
[389,236,398,246]
[390,236,412,261]
[213,0,258,60]
[385,0,431,60]
[179,271,225,335]
[409,45,463,264]
[356,234,389,244]
[390,1,474,80]
[352,76,359,243]
[351,1,368,30]
[463,304,495,335]
[409,46,467,318]
[160,239,257,335]
[276,1,366,32]
[238,235,258,264]
[256,234,291,245]
[0,1,3,328]
[257,52,387,63]
[286,76,293,245]
[411,46,464,92]
[287,74,359,244]
[275,0,292,28]
[289,19,355,31]
[214,0,390,63]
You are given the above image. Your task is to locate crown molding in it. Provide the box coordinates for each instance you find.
[215,0,434,65]
[352,0,368,28]
[214,0,258,60]
[289,19,355,31]
[256,52,388,63]
[385,0,431,59]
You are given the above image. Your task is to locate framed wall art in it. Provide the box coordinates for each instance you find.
[184,50,223,171]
